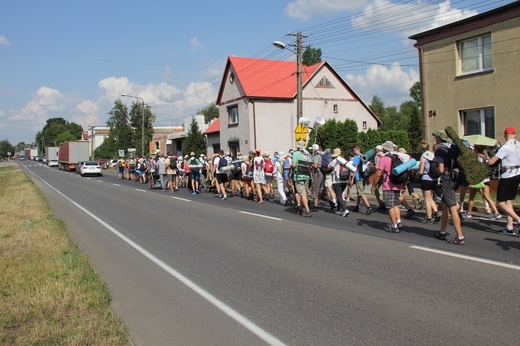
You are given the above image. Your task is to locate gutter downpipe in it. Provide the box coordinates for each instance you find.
[415,43,428,140]
[250,100,257,150]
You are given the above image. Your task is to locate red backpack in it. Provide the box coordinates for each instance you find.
[265,159,274,173]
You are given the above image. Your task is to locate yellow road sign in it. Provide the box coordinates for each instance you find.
[294,124,309,134]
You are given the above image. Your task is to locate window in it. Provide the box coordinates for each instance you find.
[333,104,338,113]
[459,34,492,74]
[461,107,495,138]
[228,105,239,125]
[362,121,367,130]
[228,141,240,158]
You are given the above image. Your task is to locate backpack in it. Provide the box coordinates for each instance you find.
[320,153,333,174]
[362,162,376,178]
[338,165,350,180]
[428,158,441,179]
[139,162,147,171]
[218,156,228,170]
[296,160,311,176]
[389,154,408,184]
[117,160,123,168]
[265,159,274,174]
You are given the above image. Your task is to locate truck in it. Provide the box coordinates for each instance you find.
[46,146,59,167]
[58,141,89,171]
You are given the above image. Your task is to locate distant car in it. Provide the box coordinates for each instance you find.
[18,156,26,161]
[76,161,86,173]
[96,158,110,169]
[109,159,118,168]
[79,161,102,177]
[47,159,58,167]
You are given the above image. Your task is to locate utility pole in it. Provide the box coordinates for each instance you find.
[296,32,303,121]
[88,125,95,161]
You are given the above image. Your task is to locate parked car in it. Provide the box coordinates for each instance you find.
[78,161,102,177]
[76,161,86,173]
[109,159,118,168]
[47,159,58,167]
[96,158,110,169]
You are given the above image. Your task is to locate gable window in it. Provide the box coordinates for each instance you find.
[228,105,239,125]
[459,34,492,75]
[317,76,334,88]
[461,107,494,138]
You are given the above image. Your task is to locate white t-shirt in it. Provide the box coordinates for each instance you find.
[496,139,520,179]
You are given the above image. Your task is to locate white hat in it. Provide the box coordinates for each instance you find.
[423,151,434,161]
[382,141,395,152]
[278,151,285,157]
[297,140,306,149]
[311,144,319,150]
[376,145,383,151]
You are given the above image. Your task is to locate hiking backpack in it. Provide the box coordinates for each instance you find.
[389,154,408,184]
[265,159,274,174]
[320,153,333,174]
[169,157,177,170]
[338,165,350,180]
[218,156,228,170]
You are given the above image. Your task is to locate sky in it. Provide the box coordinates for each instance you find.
[0,0,514,145]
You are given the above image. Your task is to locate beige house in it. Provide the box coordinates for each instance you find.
[216,56,380,157]
[410,2,520,142]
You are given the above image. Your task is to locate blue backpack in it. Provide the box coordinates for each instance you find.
[320,153,333,174]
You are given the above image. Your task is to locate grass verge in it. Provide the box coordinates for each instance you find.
[0,171,131,345]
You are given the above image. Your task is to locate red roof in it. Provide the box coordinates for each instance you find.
[204,118,220,134]
[220,56,324,100]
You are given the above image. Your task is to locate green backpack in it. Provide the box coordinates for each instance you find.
[445,126,489,185]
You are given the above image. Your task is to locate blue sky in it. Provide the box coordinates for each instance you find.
[0,0,513,145]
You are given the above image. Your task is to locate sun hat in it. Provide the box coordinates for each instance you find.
[398,148,407,154]
[331,148,341,158]
[381,141,395,152]
[432,130,449,141]
[190,152,195,156]
[423,151,434,161]
[297,140,306,149]
[504,127,516,135]
[263,151,270,157]
[376,145,383,151]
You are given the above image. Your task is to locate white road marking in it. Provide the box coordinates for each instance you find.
[240,211,283,221]
[134,189,147,192]
[113,183,121,186]
[29,171,286,346]
[410,245,520,271]
[172,196,191,202]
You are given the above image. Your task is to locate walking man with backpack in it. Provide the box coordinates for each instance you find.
[292,141,313,217]
[310,144,325,211]
[374,141,405,233]
[187,152,202,194]
[351,144,373,215]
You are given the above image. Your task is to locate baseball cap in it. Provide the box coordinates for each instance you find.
[311,144,319,150]
[504,127,516,135]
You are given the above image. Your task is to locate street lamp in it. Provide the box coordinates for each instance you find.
[273,32,305,122]
[121,94,145,158]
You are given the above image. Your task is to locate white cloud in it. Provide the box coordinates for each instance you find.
[345,63,419,107]
[286,0,371,19]
[190,37,203,51]
[0,35,10,46]
[352,0,478,39]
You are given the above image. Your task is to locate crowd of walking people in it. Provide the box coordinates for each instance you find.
[112,126,520,245]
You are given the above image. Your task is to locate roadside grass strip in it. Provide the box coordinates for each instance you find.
[0,171,131,345]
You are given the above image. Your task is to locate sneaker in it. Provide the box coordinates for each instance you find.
[417,200,423,210]
[497,229,516,236]
[196,190,201,194]
[421,218,434,224]
[335,210,342,215]
[404,209,415,219]
[447,236,465,245]
[385,225,400,233]
[352,206,360,213]
[434,231,447,241]
[364,207,373,215]
[490,214,502,220]
[329,200,335,210]
[433,212,441,223]
[397,222,403,230]
[341,209,350,217]
[485,208,492,214]
[221,195,228,200]
[464,214,472,219]
[302,209,312,217]
[191,191,197,195]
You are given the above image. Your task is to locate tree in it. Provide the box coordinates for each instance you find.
[94,135,117,159]
[182,117,206,156]
[0,139,15,158]
[197,103,219,124]
[409,81,421,108]
[302,46,322,66]
[107,100,133,156]
[128,102,156,158]
[35,117,83,151]
[55,132,76,145]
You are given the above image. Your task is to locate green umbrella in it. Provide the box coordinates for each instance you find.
[462,134,497,147]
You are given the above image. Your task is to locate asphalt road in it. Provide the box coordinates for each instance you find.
[18,161,520,345]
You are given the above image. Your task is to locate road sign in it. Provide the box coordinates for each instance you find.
[119,150,125,157]
[294,124,309,134]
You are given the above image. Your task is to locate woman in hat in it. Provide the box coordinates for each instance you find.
[329,148,350,217]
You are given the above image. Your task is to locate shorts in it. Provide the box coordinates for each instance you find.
[189,171,200,180]
[354,180,365,197]
[441,176,459,208]
[295,179,310,196]
[167,174,174,182]
[420,179,438,191]
[324,173,333,188]
[383,190,400,209]
[216,173,228,185]
[497,174,520,202]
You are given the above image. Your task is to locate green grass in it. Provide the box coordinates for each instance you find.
[0,171,131,345]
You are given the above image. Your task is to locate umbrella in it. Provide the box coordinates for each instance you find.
[462,134,497,147]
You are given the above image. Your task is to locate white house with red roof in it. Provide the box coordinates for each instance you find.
[215,56,381,157]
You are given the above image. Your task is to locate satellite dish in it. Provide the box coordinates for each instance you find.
[299,117,311,128]
[313,116,325,128]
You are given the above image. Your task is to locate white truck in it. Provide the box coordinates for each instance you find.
[46,147,59,167]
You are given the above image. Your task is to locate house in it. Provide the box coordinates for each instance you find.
[204,118,220,156]
[215,56,381,157]
[409,1,520,141]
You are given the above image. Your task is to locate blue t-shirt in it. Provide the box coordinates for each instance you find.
[353,154,363,182]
